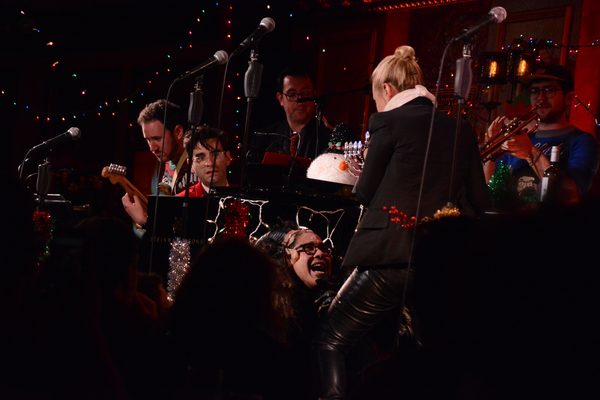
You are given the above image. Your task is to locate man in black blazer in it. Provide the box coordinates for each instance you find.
[251,65,331,161]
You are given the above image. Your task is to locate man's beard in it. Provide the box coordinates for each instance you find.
[537,106,567,125]
[539,112,563,124]
[166,143,180,163]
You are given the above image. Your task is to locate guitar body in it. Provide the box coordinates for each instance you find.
[158,184,171,196]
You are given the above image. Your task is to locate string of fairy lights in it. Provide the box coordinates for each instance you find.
[4,32,597,122]
[2,2,348,161]
[1,4,304,131]
[502,36,600,55]
[3,8,218,123]
[4,6,598,146]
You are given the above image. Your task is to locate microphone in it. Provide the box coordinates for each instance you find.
[176,50,228,81]
[31,127,81,152]
[451,7,507,43]
[229,17,275,60]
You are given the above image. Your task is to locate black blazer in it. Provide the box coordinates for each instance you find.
[342,97,491,268]
[251,117,332,160]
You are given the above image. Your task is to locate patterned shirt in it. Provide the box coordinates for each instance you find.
[159,152,199,195]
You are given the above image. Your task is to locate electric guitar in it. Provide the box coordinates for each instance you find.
[101,164,148,212]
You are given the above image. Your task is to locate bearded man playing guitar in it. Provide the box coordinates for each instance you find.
[122,99,198,226]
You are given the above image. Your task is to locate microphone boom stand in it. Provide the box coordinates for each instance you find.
[187,76,204,241]
[36,157,52,212]
[313,99,324,160]
[238,47,263,201]
[449,40,473,207]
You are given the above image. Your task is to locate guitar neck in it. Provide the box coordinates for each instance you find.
[118,179,148,211]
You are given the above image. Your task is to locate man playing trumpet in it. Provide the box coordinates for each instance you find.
[484,64,598,203]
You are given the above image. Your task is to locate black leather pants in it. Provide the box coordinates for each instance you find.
[313,266,412,399]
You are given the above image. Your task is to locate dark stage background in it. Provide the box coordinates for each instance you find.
[3,0,595,220]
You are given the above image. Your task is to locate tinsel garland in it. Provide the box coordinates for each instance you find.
[167,237,191,303]
[434,205,460,219]
[487,161,517,211]
[383,203,459,229]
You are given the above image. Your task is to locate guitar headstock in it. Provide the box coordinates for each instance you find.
[101,164,147,211]
[101,164,127,185]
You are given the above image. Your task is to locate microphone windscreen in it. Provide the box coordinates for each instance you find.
[490,7,507,23]
[68,127,82,140]
[260,17,275,32]
[214,50,229,64]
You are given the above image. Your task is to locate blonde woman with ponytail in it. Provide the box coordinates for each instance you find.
[370,46,433,112]
[313,46,491,399]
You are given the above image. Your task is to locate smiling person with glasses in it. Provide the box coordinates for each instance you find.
[251,65,332,160]
[254,222,337,399]
[484,64,599,204]
[176,126,232,198]
[256,223,333,291]
[283,230,333,289]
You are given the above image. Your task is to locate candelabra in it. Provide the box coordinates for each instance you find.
[343,131,370,177]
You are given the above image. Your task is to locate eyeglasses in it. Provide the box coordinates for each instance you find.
[292,242,332,256]
[281,91,314,102]
[529,87,563,99]
[193,151,227,164]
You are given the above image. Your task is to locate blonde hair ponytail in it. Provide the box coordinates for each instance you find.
[371,45,424,93]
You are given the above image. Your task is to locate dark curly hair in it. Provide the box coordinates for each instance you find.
[183,125,230,156]
[168,236,287,348]
[254,222,316,335]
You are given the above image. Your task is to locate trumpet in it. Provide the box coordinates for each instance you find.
[480,101,542,163]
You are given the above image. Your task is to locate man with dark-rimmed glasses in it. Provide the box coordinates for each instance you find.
[251,65,332,160]
[484,64,598,204]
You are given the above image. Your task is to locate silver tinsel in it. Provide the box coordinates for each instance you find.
[167,237,191,303]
